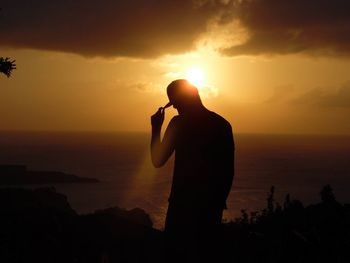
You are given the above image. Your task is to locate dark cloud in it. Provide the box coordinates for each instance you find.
[0,0,227,58]
[222,0,350,57]
[292,84,350,108]
[1,0,350,58]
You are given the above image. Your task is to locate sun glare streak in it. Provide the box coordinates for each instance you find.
[117,150,171,229]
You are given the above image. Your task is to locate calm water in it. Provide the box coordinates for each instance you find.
[0,131,350,229]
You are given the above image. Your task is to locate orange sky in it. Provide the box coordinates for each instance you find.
[1,1,350,135]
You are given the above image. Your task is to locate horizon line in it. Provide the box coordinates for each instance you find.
[0,129,349,137]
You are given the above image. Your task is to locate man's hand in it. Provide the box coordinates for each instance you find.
[151,107,165,128]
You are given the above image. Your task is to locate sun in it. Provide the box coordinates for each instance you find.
[185,67,204,88]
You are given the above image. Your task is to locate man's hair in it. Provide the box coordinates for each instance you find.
[167,79,200,104]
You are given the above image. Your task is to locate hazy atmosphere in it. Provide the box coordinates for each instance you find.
[2,0,350,134]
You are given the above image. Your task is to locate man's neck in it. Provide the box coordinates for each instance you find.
[179,104,207,116]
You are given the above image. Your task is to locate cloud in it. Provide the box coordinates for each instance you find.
[265,83,350,108]
[292,84,350,108]
[265,84,296,104]
[132,81,163,93]
[200,85,219,98]
[222,0,350,57]
[1,0,350,58]
[0,0,228,58]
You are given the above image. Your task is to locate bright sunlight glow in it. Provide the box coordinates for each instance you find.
[185,67,204,88]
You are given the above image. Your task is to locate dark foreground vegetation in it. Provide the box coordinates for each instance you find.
[0,185,349,263]
[0,57,16,77]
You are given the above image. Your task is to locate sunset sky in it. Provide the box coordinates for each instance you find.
[1,0,350,134]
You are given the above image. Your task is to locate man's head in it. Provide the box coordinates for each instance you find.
[166,79,201,112]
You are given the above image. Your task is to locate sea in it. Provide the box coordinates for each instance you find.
[0,131,350,229]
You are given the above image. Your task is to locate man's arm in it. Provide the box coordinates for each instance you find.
[150,109,177,168]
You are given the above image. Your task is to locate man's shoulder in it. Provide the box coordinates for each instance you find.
[168,115,181,128]
[208,111,232,129]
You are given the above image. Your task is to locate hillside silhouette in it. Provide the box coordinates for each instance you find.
[0,185,349,263]
[0,165,99,185]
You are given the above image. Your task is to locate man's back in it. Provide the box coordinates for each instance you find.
[169,109,234,211]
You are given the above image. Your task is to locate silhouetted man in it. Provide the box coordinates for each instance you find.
[150,79,234,259]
